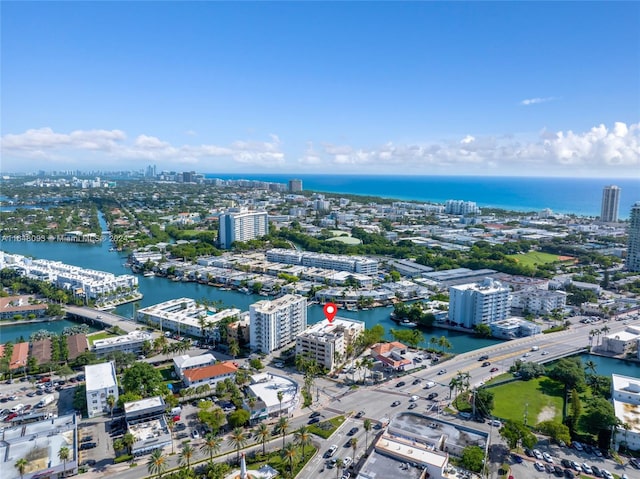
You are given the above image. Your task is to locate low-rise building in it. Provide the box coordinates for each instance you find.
[611,374,640,451]
[510,288,567,315]
[138,298,240,342]
[85,361,119,418]
[92,330,153,356]
[370,341,412,371]
[0,413,78,479]
[243,373,299,423]
[124,396,171,455]
[295,317,365,372]
[182,361,238,388]
[490,317,542,339]
[0,295,48,320]
[173,353,217,380]
[227,316,250,345]
[601,326,640,355]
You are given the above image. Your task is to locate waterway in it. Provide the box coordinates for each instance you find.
[0,212,502,353]
[578,353,640,379]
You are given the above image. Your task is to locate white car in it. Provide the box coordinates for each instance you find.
[489,420,502,427]
[191,429,200,439]
[541,350,550,356]
[542,452,553,463]
[602,470,613,479]
[343,456,353,468]
[533,449,543,460]
[534,462,545,472]
[581,464,592,474]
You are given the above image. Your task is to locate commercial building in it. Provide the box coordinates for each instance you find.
[218,208,269,249]
[601,185,621,222]
[250,294,307,354]
[490,317,542,339]
[124,396,172,455]
[295,317,365,372]
[288,178,303,192]
[601,326,640,355]
[92,330,153,356]
[138,298,240,342]
[626,202,640,272]
[0,414,78,479]
[243,373,299,422]
[611,374,640,451]
[370,341,413,371]
[85,361,119,418]
[449,278,510,328]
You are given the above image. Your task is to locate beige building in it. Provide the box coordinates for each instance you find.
[295,317,365,372]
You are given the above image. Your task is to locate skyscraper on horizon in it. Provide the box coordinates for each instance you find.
[288,178,303,192]
[601,185,621,222]
[626,202,640,272]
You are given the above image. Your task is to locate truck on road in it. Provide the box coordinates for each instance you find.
[37,394,55,408]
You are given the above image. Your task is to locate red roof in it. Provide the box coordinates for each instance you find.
[183,361,238,382]
[10,342,29,370]
[370,341,407,356]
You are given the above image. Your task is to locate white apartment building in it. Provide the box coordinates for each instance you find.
[295,317,365,372]
[173,353,217,379]
[137,298,240,342]
[509,288,567,315]
[250,294,307,354]
[265,248,378,275]
[85,361,119,418]
[612,374,640,451]
[92,330,153,356]
[0,252,138,301]
[445,200,481,215]
[218,208,269,249]
[449,278,510,328]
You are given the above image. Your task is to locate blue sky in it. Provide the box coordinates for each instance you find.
[1,1,639,176]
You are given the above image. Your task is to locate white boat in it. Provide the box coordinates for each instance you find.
[400,319,418,328]
[143,271,155,277]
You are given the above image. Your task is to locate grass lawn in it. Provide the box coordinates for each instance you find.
[507,251,563,268]
[86,331,118,345]
[247,444,317,477]
[491,377,564,424]
[308,415,346,439]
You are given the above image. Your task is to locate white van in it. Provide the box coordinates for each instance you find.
[531,346,539,351]
[10,404,24,413]
[410,395,419,402]
[424,381,436,389]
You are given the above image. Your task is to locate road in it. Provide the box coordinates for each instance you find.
[64,305,139,333]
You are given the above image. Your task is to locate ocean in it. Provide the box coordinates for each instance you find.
[206,174,640,218]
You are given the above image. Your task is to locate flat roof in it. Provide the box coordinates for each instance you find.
[376,433,448,467]
[357,450,424,479]
[246,373,297,409]
[85,361,117,391]
[124,396,165,415]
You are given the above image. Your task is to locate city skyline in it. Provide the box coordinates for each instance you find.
[1,2,639,177]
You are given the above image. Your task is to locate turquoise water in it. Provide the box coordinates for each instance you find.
[0,319,99,344]
[206,174,640,218]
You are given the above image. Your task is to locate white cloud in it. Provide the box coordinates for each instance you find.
[1,122,638,175]
[520,97,556,106]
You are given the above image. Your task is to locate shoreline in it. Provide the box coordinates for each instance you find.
[0,317,61,327]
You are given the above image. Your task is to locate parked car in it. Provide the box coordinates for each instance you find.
[308,417,320,425]
[309,411,321,418]
[342,457,353,468]
[535,462,545,472]
[554,465,563,476]
[571,461,581,471]
[192,429,200,439]
[561,459,572,469]
[591,466,602,477]
[582,464,593,474]
[511,454,523,464]
[533,449,543,460]
[324,445,338,458]
[564,469,575,479]
[79,442,97,450]
[347,427,359,436]
[391,401,401,407]
[427,392,439,400]
[355,410,365,418]
[408,403,418,409]
[543,452,554,463]
[601,470,613,479]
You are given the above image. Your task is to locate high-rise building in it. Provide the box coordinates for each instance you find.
[601,185,621,222]
[250,294,307,354]
[448,278,510,328]
[288,178,303,192]
[218,208,269,249]
[295,317,365,372]
[626,202,640,272]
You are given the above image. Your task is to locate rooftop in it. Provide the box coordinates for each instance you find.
[183,361,238,382]
[85,361,117,391]
[246,373,298,409]
[124,396,165,415]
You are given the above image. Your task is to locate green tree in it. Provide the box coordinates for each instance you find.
[121,362,164,396]
[363,418,372,452]
[228,427,248,464]
[201,433,222,462]
[474,323,491,337]
[58,446,70,477]
[15,458,28,479]
[147,449,168,479]
[228,409,250,428]
[282,441,299,473]
[228,338,240,359]
[568,388,582,433]
[536,421,571,445]
[350,435,358,460]
[123,431,136,455]
[499,420,537,450]
[475,388,495,418]
[255,422,271,456]
[580,397,619,437]
[294,426,312,461]
[276,416,290,451]
[106,394,116,418]
[461,445,485,472]
[197,406,225,434]
[179,443,195,470]
[335,458,344,479]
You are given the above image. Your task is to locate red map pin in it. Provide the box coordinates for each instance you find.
[323,303,338,323]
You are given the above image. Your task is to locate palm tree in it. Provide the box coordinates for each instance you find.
[363,418,372,452]
[448,376,460,401]
[255,422,271,456]
[282,442,298,473]
[293,426,311,460]
[335,458,344,479]
[123,431,136,455]
[58,446,70,477]
[179,443,195,470]
[277,390,285,416]
[429,336,439,352]
[106,394,116,418]
[600,325,610,344]
[228,338,240,359]
[201,433,222,462]
[584,360,597,375]
[15,458,28,479]
[350,436,358,460]
[147,449,168,479]
[228,427,248,464]
[166,419,175,454]
[113,438,125,456]
[276,416,290,451]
